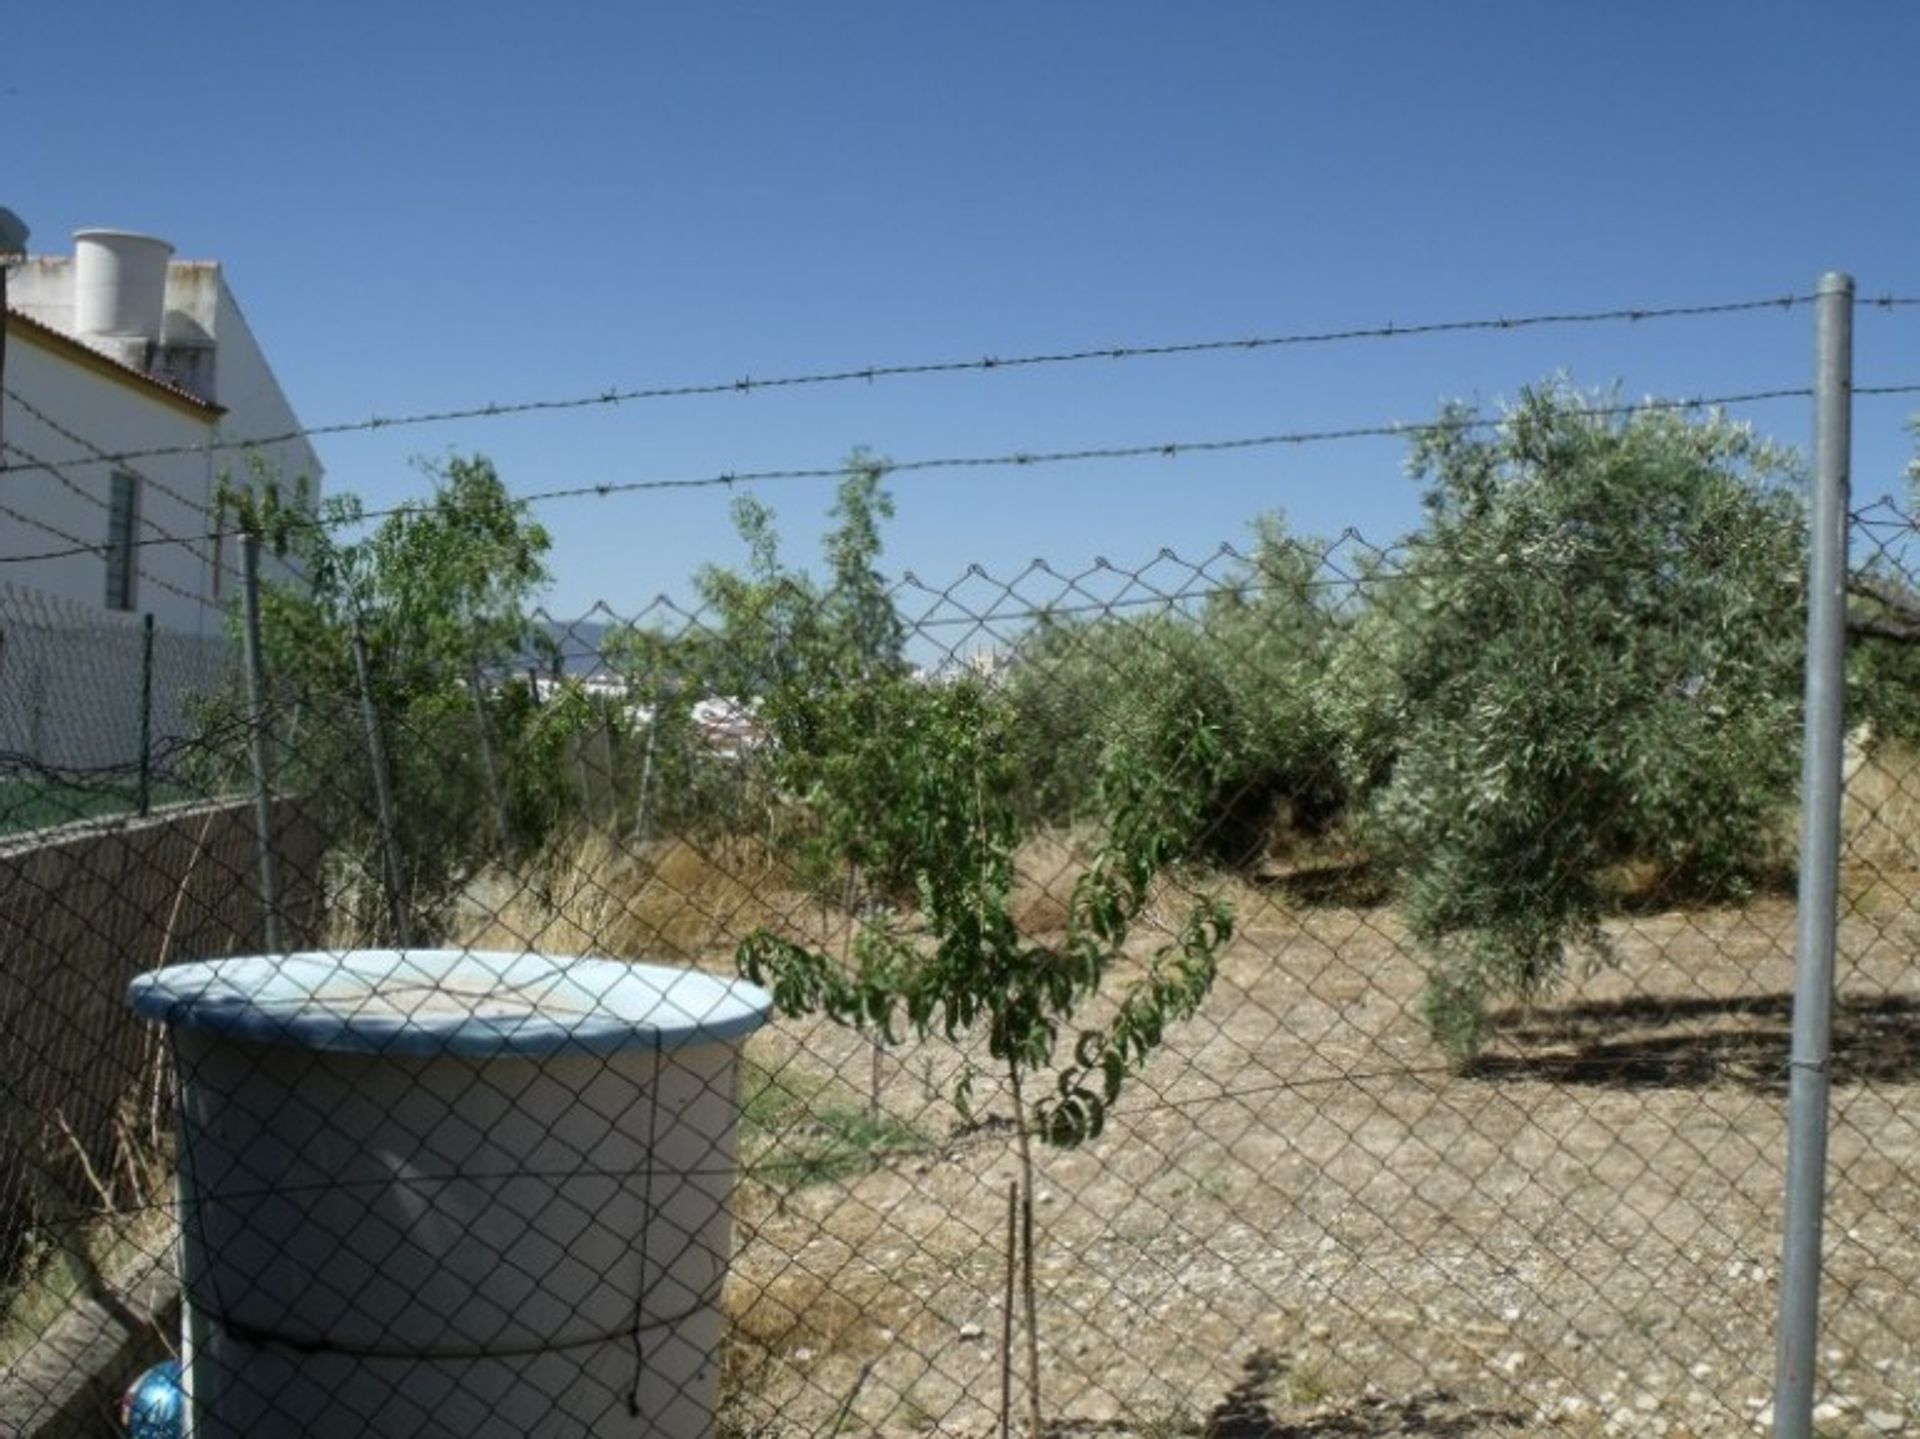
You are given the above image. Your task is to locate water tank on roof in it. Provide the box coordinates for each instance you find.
[129,949,773,1439]
[73,229,173,347]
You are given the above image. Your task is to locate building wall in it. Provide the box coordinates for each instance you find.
[0,796,324,1264]
[209,272,324,593]
[7,246,325,615]
[3,335,221,635]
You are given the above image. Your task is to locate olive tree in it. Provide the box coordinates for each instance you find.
[1335,386,1806,1058]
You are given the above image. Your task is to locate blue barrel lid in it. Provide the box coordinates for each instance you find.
[128,950,774,1058]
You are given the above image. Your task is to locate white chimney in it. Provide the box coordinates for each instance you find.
[72,229,173,368]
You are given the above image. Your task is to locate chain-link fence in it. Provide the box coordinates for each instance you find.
[6,401,1920,1439]
[0,584,232,836]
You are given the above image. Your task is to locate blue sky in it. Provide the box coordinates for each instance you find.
[9,3,1919,620]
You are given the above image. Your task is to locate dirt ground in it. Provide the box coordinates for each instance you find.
[16,865,1916,1439]
[718,879,1920,1439]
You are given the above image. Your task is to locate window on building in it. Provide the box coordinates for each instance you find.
[106,470,140,611]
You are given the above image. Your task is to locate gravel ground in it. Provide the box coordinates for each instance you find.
[719,885,1920,1439]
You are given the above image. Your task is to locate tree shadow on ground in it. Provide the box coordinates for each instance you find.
[1040,1350,1526,1438]
[1196,1348,1524,1438]
[1251,859,1392,909]
[1464,990,1920,1091]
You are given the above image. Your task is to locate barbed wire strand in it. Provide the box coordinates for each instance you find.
[0,293,1821,477]
[0,441,227,614]
[3,385,219,521]
[0,384,1830,570]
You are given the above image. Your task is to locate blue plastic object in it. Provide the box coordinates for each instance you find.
[127,949,772,1057]
[120,1359,183,1438]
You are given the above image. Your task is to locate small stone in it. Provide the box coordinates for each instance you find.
[1815,1401,1847,1423]
[1558,1396,1591,1418]
[958,1322,984,1341]
[1636,1393,1661,1412]
[1754,1401,1775,1429]
[1306,1321,1332,1341]
[1866,1412,1906,1435]
[1689,1362,1713,1381]
[793,1347,814,1362]
[1496,1350,1525,1376]
[1501,1304,1522,1323]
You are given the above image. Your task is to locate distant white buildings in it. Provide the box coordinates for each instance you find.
[4,228,322,636]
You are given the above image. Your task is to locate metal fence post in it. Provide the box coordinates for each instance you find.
[351,622,411,946]
[1772,271,1853,1439]
[633,710,658,843]
[468,660,511,852]
[239,531,282,953]
[137,612,154,816]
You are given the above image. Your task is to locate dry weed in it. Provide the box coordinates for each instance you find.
[461,830,797,965]
[1843,742,1920,880]
[1010,827,1098,937]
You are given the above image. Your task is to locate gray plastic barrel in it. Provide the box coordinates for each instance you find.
[129,950,773,1439]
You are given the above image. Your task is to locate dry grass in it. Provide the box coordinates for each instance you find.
[460,823,1124,963]
[460,831,798,963]
[1,1088,180,1371]
[1010,827,1099,936]
[1842,742,1920,879]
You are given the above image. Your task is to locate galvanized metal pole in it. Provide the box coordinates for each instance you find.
[1773,271,1853,1439]
[239,532,282,953]
[633,712,658,843]
[467,661,511,852]
[137,612,154,816]
[351,623,410,946]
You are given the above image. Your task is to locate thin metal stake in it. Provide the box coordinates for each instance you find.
[238,532,281,952]
[352,622,410,946]
[137,612,154,817]
[468,660,511,852]
[1772,271,1853,1439]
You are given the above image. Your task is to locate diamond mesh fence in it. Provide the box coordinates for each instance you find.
[0,501,1913,1439]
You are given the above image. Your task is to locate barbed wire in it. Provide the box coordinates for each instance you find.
[3,385,218,521]
[0,293,1817,477]
[0,441,224,614]
[0,384,1825,570]
[0,431,211,569]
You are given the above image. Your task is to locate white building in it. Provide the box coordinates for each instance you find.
[0,229,321,774]
[3,228,322,636]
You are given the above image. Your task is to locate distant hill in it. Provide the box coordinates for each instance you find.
[515,618,615,679]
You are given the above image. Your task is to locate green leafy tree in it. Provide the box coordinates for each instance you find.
[1007,512,1349,867]
[213,454,557,940]
[738,671,1231,1439]
[739,671,1232,1147]
[1338,386,1806,1058]
[676,452,922,900]
[711,459,1235,1434]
